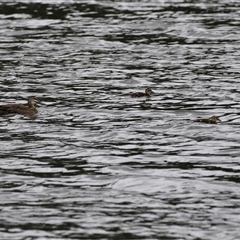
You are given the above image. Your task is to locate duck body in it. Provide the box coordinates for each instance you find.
[131,88,154,98]
[194,116,221,124]
[0,97,39,116]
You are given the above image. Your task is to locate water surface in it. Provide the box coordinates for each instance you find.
[0,0,240,239]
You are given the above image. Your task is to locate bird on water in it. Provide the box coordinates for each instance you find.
[0,97,39,116]
[194,116,221,124]
[131,88,154,98]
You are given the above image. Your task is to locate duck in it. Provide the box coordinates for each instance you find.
[194,116,221,124]
[131,88,154,98]
[0,97,39,116]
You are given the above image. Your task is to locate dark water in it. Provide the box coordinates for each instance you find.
[0,0,240,239]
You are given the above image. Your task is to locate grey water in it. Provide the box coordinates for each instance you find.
[0,0,240,239]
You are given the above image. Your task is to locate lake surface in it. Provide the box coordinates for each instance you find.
[0,0,240,239]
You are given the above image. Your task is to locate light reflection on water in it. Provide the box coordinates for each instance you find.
[0,0,240,239]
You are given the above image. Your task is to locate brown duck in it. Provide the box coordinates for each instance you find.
[131,88,154,98]
[0,97,39,116]
[194,116,221,124]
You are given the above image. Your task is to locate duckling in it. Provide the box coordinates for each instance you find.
[131,88,154,98]
[194,116,221,124]
[0,97,39,116]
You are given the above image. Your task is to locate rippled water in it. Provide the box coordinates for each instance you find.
[0,0,240,239]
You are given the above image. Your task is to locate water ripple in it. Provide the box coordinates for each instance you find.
[0,0,240,239]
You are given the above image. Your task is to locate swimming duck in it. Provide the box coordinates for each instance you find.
[0,97,39,116]
[194,116,221,124]
[131,88,154,98]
